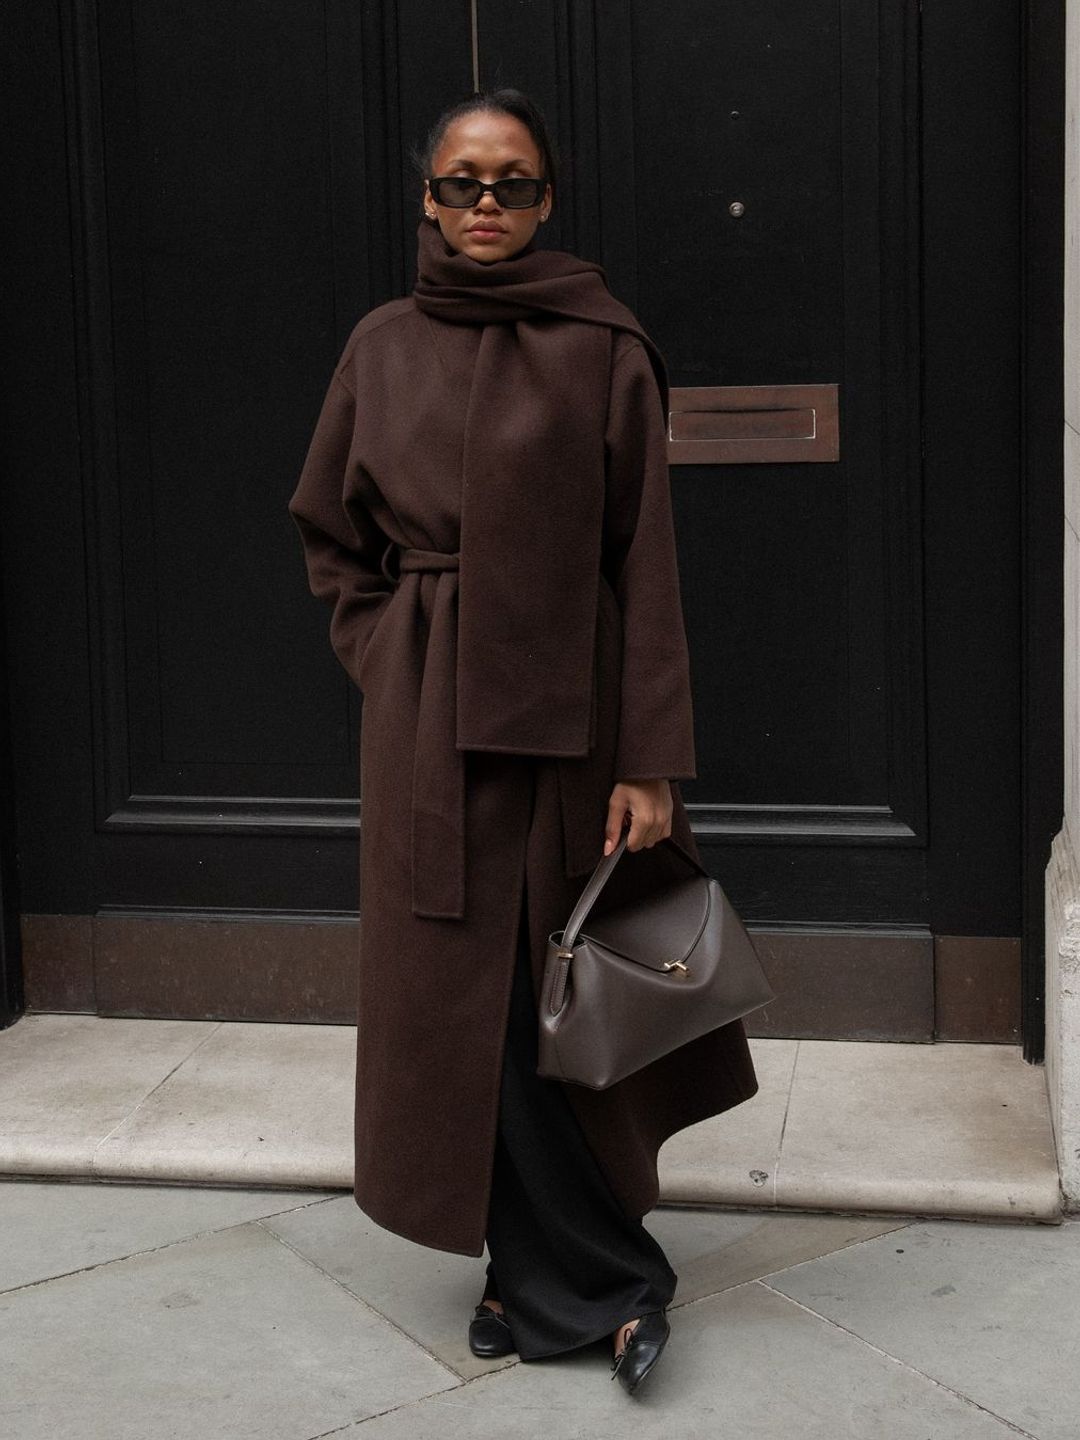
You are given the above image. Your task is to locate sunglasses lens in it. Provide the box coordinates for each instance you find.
[436,178,482,206]
[496,179,542,207]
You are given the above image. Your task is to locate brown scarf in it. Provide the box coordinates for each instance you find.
[412,217,669,758]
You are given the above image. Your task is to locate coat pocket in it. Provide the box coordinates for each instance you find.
[356,591,398,692]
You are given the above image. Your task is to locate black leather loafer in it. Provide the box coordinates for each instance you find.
[468,1302,516,1358]
[611,1308,671,1394]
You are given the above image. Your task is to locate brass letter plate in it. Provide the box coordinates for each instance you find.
[667,383,839,464]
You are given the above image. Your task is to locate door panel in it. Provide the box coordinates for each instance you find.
[6,0,1028,1040]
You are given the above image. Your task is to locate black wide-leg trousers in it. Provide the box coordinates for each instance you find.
[481,862,677,1362]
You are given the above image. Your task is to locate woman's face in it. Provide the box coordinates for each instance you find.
[424,110,552,264]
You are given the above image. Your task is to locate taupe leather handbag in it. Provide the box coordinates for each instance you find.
[537,832,775,1090]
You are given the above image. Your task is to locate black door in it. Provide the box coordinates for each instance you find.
[1,0,1061,1050]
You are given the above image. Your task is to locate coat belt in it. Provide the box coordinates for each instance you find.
[387,546,467,920]
[396,548,461,576]
[383,543,603,920]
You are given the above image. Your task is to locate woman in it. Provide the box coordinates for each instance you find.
[288,88,759,1394]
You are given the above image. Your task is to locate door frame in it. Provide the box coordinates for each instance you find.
[0,599,23,1029]
[1019,0,1064,1062]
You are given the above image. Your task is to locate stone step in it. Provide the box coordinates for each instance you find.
[0,1014,1062,1222]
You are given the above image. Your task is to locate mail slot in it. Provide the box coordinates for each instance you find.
[666,383,840,464]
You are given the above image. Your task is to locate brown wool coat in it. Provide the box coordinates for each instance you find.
[288,295,760,1258]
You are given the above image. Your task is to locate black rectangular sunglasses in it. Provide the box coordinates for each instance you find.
[428,175,547,208]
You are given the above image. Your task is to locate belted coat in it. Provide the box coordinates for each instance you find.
[288,243,760,1258]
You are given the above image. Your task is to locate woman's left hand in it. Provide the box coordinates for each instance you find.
[603,778,673,855]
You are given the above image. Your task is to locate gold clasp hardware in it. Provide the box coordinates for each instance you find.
[663,959,690,975]
[557,947,574,960]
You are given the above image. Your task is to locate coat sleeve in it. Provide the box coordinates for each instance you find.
[601,336,698,782]
[287,367,395,689]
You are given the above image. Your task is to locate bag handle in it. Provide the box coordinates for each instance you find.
[559,828,709,951]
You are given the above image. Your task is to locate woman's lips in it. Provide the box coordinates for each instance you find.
[467,225,505,240]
